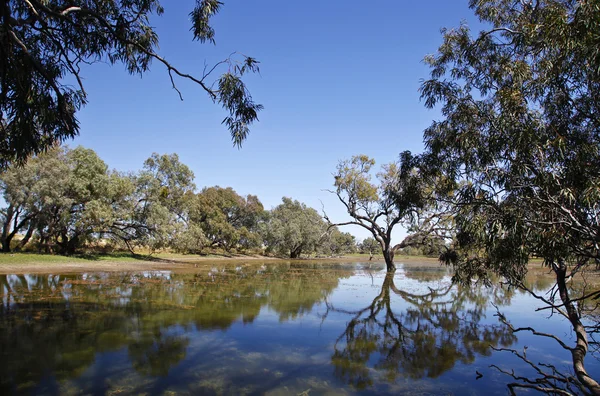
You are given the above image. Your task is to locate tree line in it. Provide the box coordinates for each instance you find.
[0,146,356,258]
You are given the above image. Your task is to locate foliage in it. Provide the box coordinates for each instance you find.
[0,148,196,253]
[0,146,119,254]
[171,223,208,255]
[327,155,401,270]
[111,152,196,252]
[318,228,357,257]
[188,186,265,252]
[421,0,600,285]
[49,147,109,253]
[357,237,379,256]
[139,153,196,217]
[0,147,68,251]
[399,237,447,257]
[327,154,450,271]
[414,0,600,393]
[263,197,328,258]
[0,0,262,168]
[1,146,325,257]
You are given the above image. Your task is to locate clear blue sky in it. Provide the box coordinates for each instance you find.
[71,0,484,242]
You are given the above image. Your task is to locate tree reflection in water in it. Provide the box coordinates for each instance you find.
[327,272,517,389]
[0,264,348,394]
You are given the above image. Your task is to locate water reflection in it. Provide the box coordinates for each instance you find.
[0,262,590,395]
[327,272,517,389]
[0,264,348,394]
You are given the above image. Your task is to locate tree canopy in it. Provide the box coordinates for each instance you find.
[188,186,265,252]
[326,154,452,271]
[263,197,328,258]
[0,146,120,254]
[412,0,600,393]
[0,0,262,168]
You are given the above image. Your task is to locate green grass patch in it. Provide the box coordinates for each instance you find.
[0,253,91,264]
[0,252,146,265]
[0,251,264,265]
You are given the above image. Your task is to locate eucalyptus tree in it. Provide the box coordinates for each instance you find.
[358,237,379,260]
[37,146,113,254]
[0,162,35,251]
[130,153,196,252]
[318,228,356,257]
[189,186,265,252]
[102,170,156,253]
[0,146,117,254]
[264,197,328,258]
[0,0,262,168]
[0,147,69,251]
[416,0,600,393]
[326,154,453,272]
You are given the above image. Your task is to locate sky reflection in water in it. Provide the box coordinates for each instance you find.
[0,261,596,395]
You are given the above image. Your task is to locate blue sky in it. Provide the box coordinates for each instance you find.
[72,1,483,242]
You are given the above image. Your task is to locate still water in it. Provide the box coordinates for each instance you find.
[0,261,596,395]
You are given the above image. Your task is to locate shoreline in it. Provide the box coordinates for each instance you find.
[0,253,443,274]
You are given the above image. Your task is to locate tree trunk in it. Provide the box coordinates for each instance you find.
[17,223,35,251]
[290,246,302,259]
[555,262,600,394]
[383,246,396,272]
[1,205,14,253]
[1,238,10,253]
[65,234,80,255]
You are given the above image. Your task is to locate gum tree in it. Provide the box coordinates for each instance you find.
[417,0,600,392]
[326,154,453,272]
[0,1,262,168]
[264,197,328,258]
[129,153,196,252]
[188,186,265,252]
[0,147,69,251]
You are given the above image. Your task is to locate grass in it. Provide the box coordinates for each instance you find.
[0,250,469,267]
[0,253,92,264]
[0,252,147,265]
[0,250,270,266]
[344,253,381,258]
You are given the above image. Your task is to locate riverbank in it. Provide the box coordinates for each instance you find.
[0,252,442,274]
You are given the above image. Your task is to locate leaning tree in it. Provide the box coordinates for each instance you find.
[415,0,600,393]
